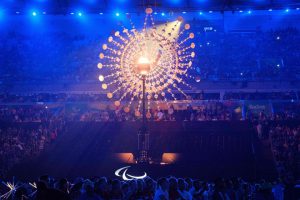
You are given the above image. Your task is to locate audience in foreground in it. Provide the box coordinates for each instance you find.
[1,175,295,200]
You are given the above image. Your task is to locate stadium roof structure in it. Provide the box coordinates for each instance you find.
[2,0,300,15]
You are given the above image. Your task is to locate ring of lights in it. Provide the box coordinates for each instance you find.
[98,8,196,111]
[119,30,179,96]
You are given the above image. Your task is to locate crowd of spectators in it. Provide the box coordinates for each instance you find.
[0,123,63,179]
[0,91,298,103]
[1,26,300,83]
[194,27,300,81]
[0,106,57,122]
[223,91,298,101]
[1,98,300,123]
[0,102,240,123]
[0,175,293,200]
[269,125,300,183]
[0,104,299,199]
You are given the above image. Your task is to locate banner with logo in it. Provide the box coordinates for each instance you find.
[244,101,272,116]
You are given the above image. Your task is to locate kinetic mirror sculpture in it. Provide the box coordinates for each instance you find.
[98,8,196,163]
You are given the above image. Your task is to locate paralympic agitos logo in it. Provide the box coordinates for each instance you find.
[114,166,147,180]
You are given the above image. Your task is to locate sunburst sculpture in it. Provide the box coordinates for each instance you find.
[97,8,196,117]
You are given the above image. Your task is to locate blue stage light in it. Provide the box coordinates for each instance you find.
[32,11,37,16]
[99,12,103,15]
[247,10,252,14]
[169,0,182,4]
[182,11,186,14]
[297,8,300,10]
[16,11,20,14]
[208,11,213,13]
[285,9,290,12]
[115,12,120,16]
[268,9,272,12]
[70,12,74,15]
[199,12,203,15]
[161,12,165,16]
[78,12,82,16]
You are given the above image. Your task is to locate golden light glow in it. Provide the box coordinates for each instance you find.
[114,153,135,163]
[98,75,104,82]
[161,153,181,164]
[145,8,153,14]
[99,53,104,59]
[184,24,190,30]
[177,16,183,22]
[136,56,151,75]
[97,8,197,112]
[156,20,181,40]
[102,84,107,89]
[135,111,141,117]
[138,56,150,64]
[114,101,121,107]
[97,63,103,69]
[107,92,113,98]
[124,107,130,113]
[189,33,194,38]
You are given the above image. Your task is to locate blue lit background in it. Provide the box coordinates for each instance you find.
[0,0,300,84]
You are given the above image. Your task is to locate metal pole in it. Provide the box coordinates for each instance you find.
[137,75,149,163]
[142,75,146,127]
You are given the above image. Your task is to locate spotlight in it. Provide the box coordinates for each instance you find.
[297,8,300,10]
[32,12,37,16]
[78,12,82,16]
[99,12,103,15]
[209,11,213,13]
[161,12,165,16]
[268,9,272,12]
[247,10,252,14]
[16,11,20,14]
[154,12,158,15]
[199,12,203,15]
[276,36,280,40]
[42,11,46,15]
[70,12,74,15]
[239,10,243,13]
[115,12,120,16]
[182,11,186,14]
[285,9,289,12]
